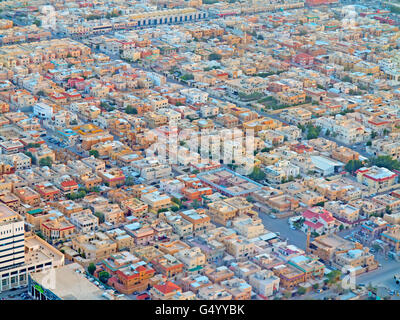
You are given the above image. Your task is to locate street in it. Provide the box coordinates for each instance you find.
[258,212,307,250]
[356,254,400,291]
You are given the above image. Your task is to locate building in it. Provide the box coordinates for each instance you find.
[302,206,336,235]
[0,204,25,271]
[356,166,398,191]
[0,233,64,292]
[29,263,114,300]
[248,270,280,298]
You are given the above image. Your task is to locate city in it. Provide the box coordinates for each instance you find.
[0,0,399,303]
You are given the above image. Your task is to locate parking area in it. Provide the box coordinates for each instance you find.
[0,287,30,300]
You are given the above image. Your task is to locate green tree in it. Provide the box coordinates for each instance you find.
[369,155,400,171]
[94,212,105,224]
[25,151,37,164]
[88,263,96,275]
[248,167,266,182]
[171,197,182,208]
[345,159,363,174]
[89,150,99,158]
[208,53,222,61]
[297,286,307,295]
[125,176,135,186]
[39,157,52,168]
[326,270,342,285]
[306,125,322,140]
[125,105,138,114]
[27,143,41,148]
[181,73,194,81]
[99,271,110,284]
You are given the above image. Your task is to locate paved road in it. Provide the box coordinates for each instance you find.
[258,212,307,250]
[356,254,400,291]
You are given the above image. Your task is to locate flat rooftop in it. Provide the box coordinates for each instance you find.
[30,263,106,300]
[0,203,20,224]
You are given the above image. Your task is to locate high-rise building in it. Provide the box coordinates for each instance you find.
[0,203,25,271]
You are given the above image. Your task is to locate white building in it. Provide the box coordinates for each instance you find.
[180,88,208,104]
[33,102,53,120]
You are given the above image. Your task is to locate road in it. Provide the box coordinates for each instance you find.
[356,254,400,291]
[258,212,307,250]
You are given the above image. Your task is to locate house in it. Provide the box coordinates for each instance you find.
[302,206,336,235]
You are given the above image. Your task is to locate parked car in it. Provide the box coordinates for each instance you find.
[270,214,277,219]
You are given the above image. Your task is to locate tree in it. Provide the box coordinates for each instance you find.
[345,159,363,174]
[297,286,307,295]
[88,263,96,275]
[67,190,86,200]
[27,143,41,149]
[171,197,182,208]
[99,271,110,284]
[383,129,389,136]
[100,102,114,111]
[248,167,266,182]
[208,53,222,61]
[125,176,135,186]
[326,270,342,285]
[39,157,52,168]
[94,212,105,224]
[171,205,180,212]
[25,152,37,165]
[339,224,344,231]
[125,105,138,114]
[306,125,322,140]
[89,150,99,158]
[342,75,352,83]
[369,155,400,171]
[180,73,194,81]
[246,196,254,203]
